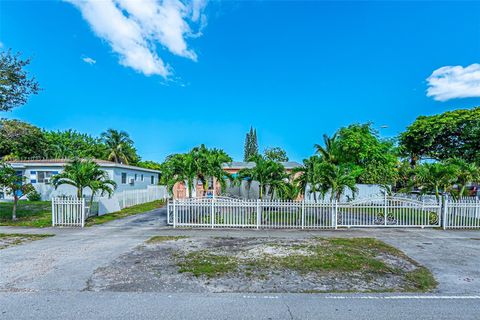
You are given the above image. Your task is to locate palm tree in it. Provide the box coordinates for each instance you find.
[293,155,326,202]
[314,133,339,164]
[446,158,480,196]
[415,162,457,201]
[101,129,135,164]
[237,155,287,199]
[51,158,116,199]
[277,180,301,200]
[192,145,232,196]
[160,152,200,198]
[324,164,359,201]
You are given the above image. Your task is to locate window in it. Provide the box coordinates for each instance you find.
[37,171,56,184]
[121,173,127,184]
[135,174,138,181]
[151,175,154,184]
[141,174,144,181]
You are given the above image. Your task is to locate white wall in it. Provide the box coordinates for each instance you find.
[305,184,385,202]
[111,167,158,193]
[7,165,159,201]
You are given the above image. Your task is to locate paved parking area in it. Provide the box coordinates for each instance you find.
[1,207,479,294]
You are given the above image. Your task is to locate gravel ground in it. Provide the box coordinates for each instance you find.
[86,237,429,293]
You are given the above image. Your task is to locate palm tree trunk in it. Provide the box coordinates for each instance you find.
[460,184,466,197]
[259,184,263,199]
[77,188,83,198]
[204,178,209,197]
[188,180,193,198]
[12,195,18,221]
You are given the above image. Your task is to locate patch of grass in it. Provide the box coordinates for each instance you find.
[404,267,438,292]
[85,200,165,226]
[177,250,238,278]
[0,201,52,228]
[146,236,188,244]
[0,233,54,249]
[260,238,394,274]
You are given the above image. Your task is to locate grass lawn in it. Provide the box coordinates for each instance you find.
[0,201,52,228]
[0,233,54,249]
[85,200,165,226]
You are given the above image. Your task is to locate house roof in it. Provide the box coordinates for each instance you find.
[222,161,302,170]
[7,159,161,174]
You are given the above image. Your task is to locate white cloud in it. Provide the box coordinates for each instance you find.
[82,56,96,65]
[66,0,207,78]
[426,64,480,101]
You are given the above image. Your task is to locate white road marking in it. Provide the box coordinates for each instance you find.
[325,295,480,300]
[240,295,480,300]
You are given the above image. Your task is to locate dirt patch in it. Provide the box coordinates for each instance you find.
[0,233,53,250]
[86,237,436,293]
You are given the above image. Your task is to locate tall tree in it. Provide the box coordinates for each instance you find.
[44,129,107,159]
[0,119,48,160]
[243,127,259,161]
[264,147,289,162]
[0,49,40,112]
[315,124,397,185]
[100,129,138,164]
[0,161,35,220]
[399,107,480,166]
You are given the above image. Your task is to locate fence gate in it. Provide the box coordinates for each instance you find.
[52,197,86,227]
[337,195,441,228]
[168,195,442,229]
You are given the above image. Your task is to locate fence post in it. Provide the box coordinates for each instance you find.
[81,198,85,228]
[173,199,177,228]
[211,198,215,229]
[256,199,261,229]
[334,200,338,229]
[442,195,448,230]
[384,192,388,226]
[301,200,305,229]
[51,198,55,227]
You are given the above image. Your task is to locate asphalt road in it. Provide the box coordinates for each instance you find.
[1,207,480,319]
[1,292,480,320]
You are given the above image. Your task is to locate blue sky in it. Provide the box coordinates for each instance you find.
[1,0,480,162]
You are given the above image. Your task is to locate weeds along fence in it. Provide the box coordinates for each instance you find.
[167,196,444,229]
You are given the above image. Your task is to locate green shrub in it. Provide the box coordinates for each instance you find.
[27,190,42,201]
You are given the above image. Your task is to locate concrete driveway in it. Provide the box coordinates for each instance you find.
[1,207,479,319]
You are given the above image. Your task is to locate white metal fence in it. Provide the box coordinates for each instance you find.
[444,198,480,229]
[167,196,443,229]
[52,197,85,227]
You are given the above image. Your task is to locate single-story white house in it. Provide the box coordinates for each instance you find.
[0,159,161,201]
